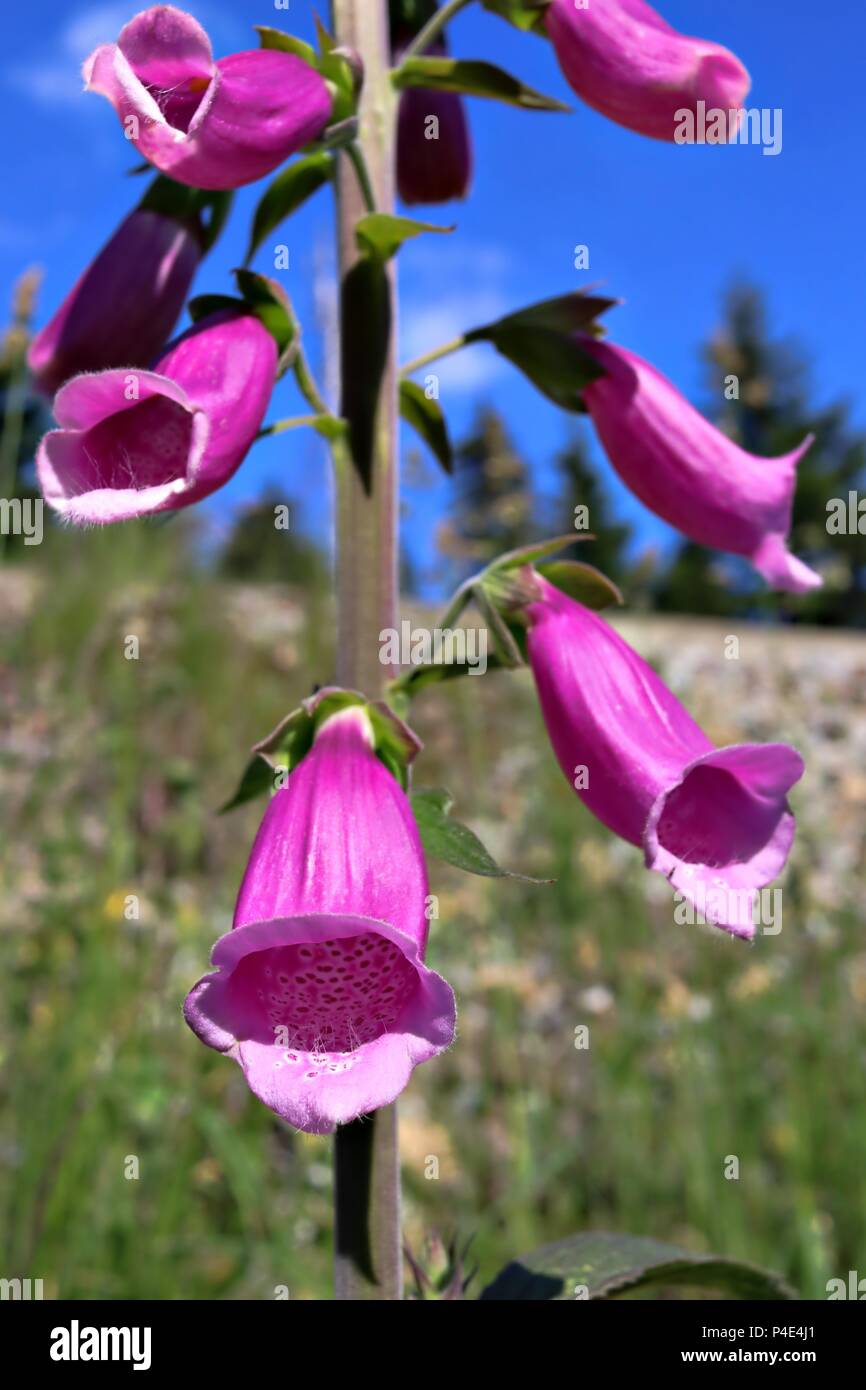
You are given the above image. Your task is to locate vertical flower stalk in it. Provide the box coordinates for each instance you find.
[330,0,401,1300]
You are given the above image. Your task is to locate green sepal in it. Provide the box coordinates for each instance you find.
[233,270,299,376]
[187,294,246,324]
[187,273,298,376]
[536,559,623,610]
[256,23,358,124]
[137,175,233,254]
[464,291,619,412]
[220,688,421,813]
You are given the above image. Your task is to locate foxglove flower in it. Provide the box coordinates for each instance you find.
[396,70,472,205]
[544,0,750,143]
[522,573,803,937]
[84,6,333,190]
[36,309,276,524]
[578,336,820,593]
[184,703,455,1134]
[28,208,200,397]
[392,5,471,207]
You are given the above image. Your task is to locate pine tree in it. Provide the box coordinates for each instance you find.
[438,406,537,582]
[553,421,633,589]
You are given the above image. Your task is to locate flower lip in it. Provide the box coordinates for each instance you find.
[36,367,210,521]
[112,3,217,133]
[644,742,804,937]
[185,912,456,1134]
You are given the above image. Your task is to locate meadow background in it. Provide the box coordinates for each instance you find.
[1,516,864,1299]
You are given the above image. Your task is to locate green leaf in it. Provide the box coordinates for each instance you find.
[255,25,317,66]
[244,153,334,265]
[393,56,568,112]
[479,1233,797,1301]
[219,754,276,814]
[355,212,452,262]
[537,560,623,610]
[481,0,550,34]
[399,379,452,473]
[411,788,550,881]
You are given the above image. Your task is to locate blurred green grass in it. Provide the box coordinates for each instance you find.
[1,522,865,1300]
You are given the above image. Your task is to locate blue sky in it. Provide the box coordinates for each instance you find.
[2,1,864,588]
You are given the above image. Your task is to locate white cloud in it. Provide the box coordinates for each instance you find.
[400,241,514,395]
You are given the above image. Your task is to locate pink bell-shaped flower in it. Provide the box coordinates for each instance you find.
[28,207,200,397]
[36,309,276,524]
[522,572,804,937]
[84,6,333,190]
[579,336,820,593]
[184,703,456,1134]
[544,0,750,143]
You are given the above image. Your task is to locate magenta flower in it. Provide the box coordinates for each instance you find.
[28,208,200,397]
[396,80,472,206]
[522,573,803,937]
[578,336,820,593]
[84,6,333,191]
[394,32,471,206]
[184,703,456,1134]
[36,309,276,524]
[544,0,750,143]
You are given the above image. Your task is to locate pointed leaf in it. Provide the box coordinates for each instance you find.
[394,56,569,112]
[355,212,452,262]
[255,26,317,66]
[479,1233,797,1301]
[481,0,550,34]
[245,153,334,265]
[411,787,550,882]
[400,378,452,473]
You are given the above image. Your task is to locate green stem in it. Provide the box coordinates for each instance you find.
[401,334,468,376]
[401,0,477,60]
[292,348,331,417]
[255,414,323,440]
[330,0,402,1303]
